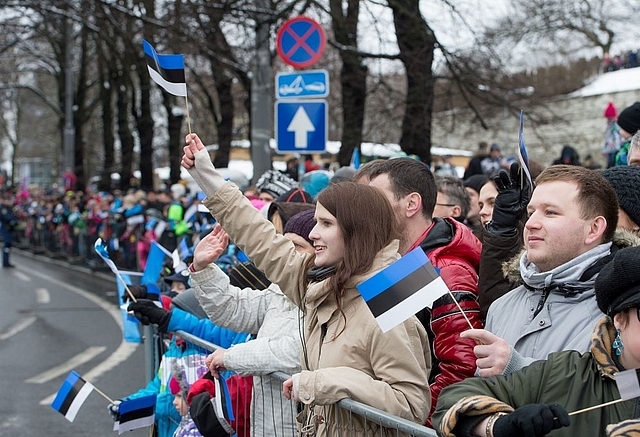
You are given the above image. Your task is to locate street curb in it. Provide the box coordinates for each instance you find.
[13,248,117,284]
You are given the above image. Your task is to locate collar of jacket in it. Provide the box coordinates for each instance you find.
[502,228,640,285]
[304,241,400,313]
[419,217,454,252]
[590,317,619,380]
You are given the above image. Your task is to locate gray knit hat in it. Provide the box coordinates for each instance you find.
[601,166,640,227]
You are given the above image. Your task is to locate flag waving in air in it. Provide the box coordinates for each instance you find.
[51,371,95,422]
[143,40,187,97]
[114,394,157,434]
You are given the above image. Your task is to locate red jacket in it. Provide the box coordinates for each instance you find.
[416,217,483,426]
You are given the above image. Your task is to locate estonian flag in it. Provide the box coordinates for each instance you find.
[616,368,640,401]
[356,247,449,333]
[115,394,156,434]
[94,238,119,276]
[51,371,94,422]
[143,40,187,97]
[518,110,533,192]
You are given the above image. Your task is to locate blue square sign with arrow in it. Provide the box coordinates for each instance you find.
[275,100,327,153]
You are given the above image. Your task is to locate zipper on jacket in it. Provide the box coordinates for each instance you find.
[533,287,553,319]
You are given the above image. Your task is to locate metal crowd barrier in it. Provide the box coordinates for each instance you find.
[174,330,438,437]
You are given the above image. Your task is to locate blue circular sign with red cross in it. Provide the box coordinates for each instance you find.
[276,16,326,69]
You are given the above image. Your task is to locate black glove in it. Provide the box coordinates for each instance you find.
[122,284,148,303]
[493,404,570,437]
[127,299,171,332]
[487,162,532,237]
[107,399,122,421]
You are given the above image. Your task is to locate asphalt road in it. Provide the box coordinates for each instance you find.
[0,250,152,436]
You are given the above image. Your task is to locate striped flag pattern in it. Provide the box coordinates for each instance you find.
[115,394,157,434]
[518,110,533,191]
[143,40,187,97]
[357,247,449,333]
[51,371,94,422]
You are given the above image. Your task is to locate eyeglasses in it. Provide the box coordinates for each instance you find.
[436,203,457,207]
[637,307,640,323]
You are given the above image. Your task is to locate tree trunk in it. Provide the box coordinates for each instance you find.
[330,0,367,167]
[212,71,234,169]
[115,71,135,191]
[98,59,115,192]
[135,57,155,191]
[162,93,184,186]
[388,0,436,165]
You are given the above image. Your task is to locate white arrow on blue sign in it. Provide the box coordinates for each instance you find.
[275,100,327,153]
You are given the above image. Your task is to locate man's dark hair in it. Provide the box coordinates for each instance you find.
[369,158,437,220]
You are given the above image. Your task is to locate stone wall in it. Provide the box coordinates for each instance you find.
[431,89,640,168]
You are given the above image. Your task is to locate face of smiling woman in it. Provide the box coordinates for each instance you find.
[309,202,345,267]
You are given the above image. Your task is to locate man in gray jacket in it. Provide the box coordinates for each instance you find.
[462,165,621,377]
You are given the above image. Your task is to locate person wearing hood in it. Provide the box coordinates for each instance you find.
[552,145,581,166]
[462,165,626,379]
[433,244,640,437]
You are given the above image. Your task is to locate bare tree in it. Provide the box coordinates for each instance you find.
[485,0,634,58]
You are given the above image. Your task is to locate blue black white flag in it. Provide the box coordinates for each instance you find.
[141,241,172,286]
[51,371,94,422]
[115,394,156,434]
[518,110,533,193]
[143,40,187,97]
[94,238,119,276]
[356,247,449,333]
[616,368,640,401]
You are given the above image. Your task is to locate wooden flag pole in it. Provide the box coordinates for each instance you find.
[447,290,474,330]
[92,385,115,404]
[185,95,192,134]
[568,398,626,416]
[114,272,138,303]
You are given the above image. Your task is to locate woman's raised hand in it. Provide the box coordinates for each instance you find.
[181,133,206,169]
[181,133,226,197]
[192,223,230,271]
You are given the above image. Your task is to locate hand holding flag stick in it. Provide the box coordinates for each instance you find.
[93,238,137,303]
[143,40,191,134]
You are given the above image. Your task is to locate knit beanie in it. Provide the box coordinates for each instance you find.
[616,102,640,135]
[595,246,640,316]
[463,174,489,194]
[255,170,298,199]
[601,166,640,228]
[604,102,618,120]
[169,360,190,397]
[283,209,316,245]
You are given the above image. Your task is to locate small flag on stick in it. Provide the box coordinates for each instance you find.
[94,238,137,302]
[568,368,640,416]
[356,247,449,333]
[51,371,95,422]
[115,394,157,434]
[616,368,640,401]
[518,110,533,192]
[143,40,187,97]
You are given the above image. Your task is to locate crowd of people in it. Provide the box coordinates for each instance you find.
[4,103,640,436]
